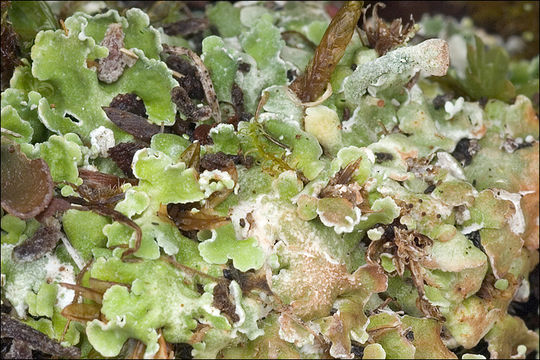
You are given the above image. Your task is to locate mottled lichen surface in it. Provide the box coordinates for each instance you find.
[1,1,538,359]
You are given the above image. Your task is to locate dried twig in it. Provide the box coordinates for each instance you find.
[162,44,222,123]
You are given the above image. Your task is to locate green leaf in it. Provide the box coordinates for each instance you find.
[198,223,265,272]
[26,282,57,318]
[8,1,57,53]
[209,123,240,155]
[133,148,204,204]
[150,133,191,160]
[1,105,33,144]
[87,257,229,357]
[263,118,324,180]
[1,89,49,143]
[30,9,177,142]
[202,36,238,103]
[62,209,111,262]
[206,2,243,38]
[440,36,516,102]
[39,134,83,183]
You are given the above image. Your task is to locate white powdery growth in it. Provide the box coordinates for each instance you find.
[198,169,235,197]
[493,189,526,235]
[436,152,466,181]
[45,254,76,309]
[90,126,115,157]
[343,39,449,104]
[317,206,362,235]
[444,96,465,119]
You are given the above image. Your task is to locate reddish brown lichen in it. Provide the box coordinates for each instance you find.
[1,141,53,219]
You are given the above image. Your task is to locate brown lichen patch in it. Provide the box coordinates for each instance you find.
[97,23,137,84]
[274,242,386,321]
[1,141,53,219]
[360,3,417,56]
[400,315,457,359]
[316,265,387,358]
[485,314,539,359]
[480,226,523,279]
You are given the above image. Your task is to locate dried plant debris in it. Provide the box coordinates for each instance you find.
[79,168,137,190]
[290,1,362,102]
[4,339,33,360]
[0,1,538,359]
[212,281,240,323]
[103,106,161,142]
[163,18,208,37]
[1,313,81,358]
[1,2,21,91]
[451,138,480,166]
[165,55,205,100]
[35,197,72,222]
[97,23,137,84]
[1,141,53,219]
[108,141,147,177]
[75,168,137,206]
[171,86,212,121]
[163,44,221,122]
[361,3,418,56]
[109,93,147,118]
[12,219,61,262]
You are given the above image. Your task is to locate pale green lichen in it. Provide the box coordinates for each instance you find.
[198,223,265,272]
[1,2,538,359]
